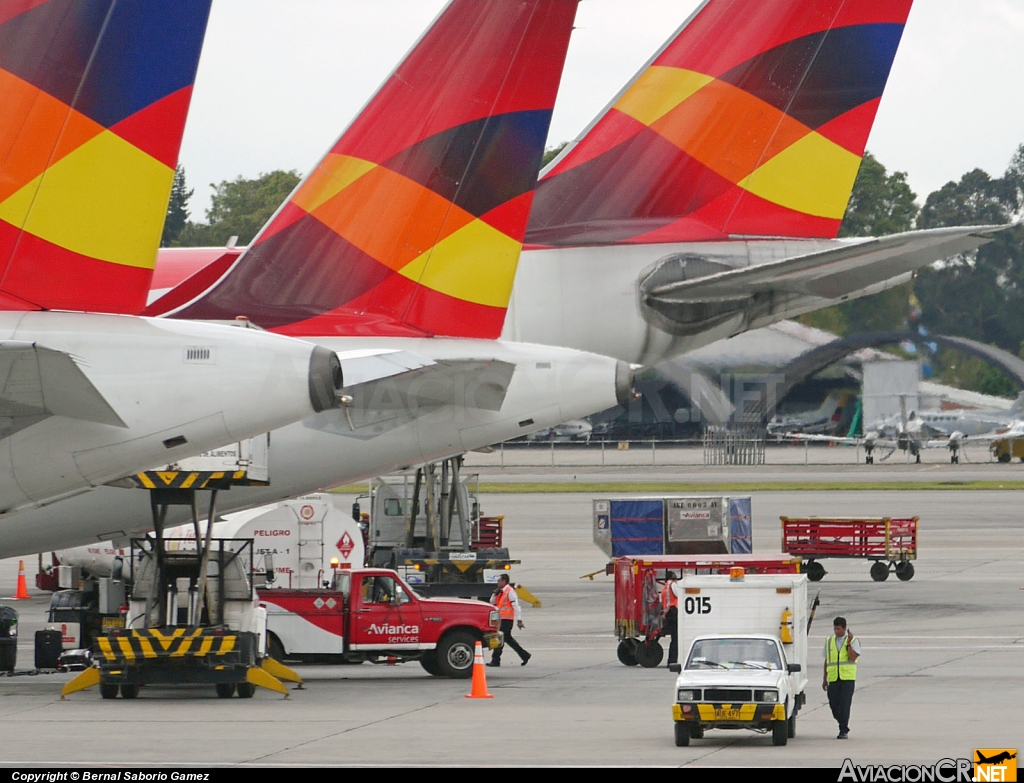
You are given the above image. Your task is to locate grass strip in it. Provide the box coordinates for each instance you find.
[329,480,1024,494]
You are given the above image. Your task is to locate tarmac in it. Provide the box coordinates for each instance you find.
[0,465,1021,767]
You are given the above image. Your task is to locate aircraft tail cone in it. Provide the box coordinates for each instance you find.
[11,560,29,600]
[465,641,493,699]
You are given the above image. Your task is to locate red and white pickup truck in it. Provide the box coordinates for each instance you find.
[258,568,502,678]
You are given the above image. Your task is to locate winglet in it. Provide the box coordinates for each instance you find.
[0,0,213,313]
[528,0,914,247]
[174,0,580,339]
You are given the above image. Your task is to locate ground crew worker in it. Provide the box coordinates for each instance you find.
[488,574,530,667]
[660,571,679,666]
[822,616,860,739]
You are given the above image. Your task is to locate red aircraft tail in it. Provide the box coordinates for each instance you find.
[527,0,914,247]
[174,0,579,339]
[0,0,213,313]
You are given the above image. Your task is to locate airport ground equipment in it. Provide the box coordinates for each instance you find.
[668,573,809,747]
[612,555,801,668]
[781,517,918,582]
[990,433,1024,463]
[0,607,16,671]
[258,565,502,678]
[61,443,299,699]
[594,497,753,559]
[359,458,519,599]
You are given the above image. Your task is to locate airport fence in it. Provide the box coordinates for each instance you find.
[466,438,1010,469]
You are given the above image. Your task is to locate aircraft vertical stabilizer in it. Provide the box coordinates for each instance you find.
[0,0,213,313]
[174,0,579,339]
[527,0,913,247]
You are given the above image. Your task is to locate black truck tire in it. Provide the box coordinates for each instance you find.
[436,631,476,678]
[237,682,256,698]
[419,652,443,676]
[267,634,286,663]
[216,683,236,698]
[674,722,690,747]
[100,683,119,700]
[870,562,890,582]
[772,720,788,746]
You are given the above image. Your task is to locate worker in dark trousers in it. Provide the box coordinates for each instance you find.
[487,574,530,667]
[660,572,679,667]
[823,616,860,739]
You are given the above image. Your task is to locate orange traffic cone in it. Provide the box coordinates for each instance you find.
[11,560,29,600]
[464,641,493,699]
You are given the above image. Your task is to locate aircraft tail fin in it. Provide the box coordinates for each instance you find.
[527,0,913,247]
[176,0,579,338]
[0,0,213,313]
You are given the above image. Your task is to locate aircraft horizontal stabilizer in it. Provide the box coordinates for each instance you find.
[651,225,1007,301]
[0,342,126,429]
[343,359,515,413]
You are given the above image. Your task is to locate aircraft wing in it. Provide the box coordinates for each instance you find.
[648,225,1007,303]
[0,342,126,431]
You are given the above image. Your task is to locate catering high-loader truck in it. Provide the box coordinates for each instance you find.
[668,572,809,747]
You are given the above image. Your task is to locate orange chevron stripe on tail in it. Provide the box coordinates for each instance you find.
[176,0,579,339]
[527,0,914,247]
[0,0,213,313]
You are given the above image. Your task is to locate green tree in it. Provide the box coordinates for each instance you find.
[541,141,568,168]
[913,163,1024,351]
[800,152,920,335]
[161,165,192,247]
[174,170,301,247]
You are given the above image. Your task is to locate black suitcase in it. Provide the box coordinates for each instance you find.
[34,629,62,670]
[0,637,15,672]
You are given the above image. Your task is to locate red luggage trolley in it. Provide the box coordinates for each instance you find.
[781,517,918,583]
[612,554,802,667]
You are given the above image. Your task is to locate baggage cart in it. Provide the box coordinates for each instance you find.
[780,516,918,582]
[612,554,801,667]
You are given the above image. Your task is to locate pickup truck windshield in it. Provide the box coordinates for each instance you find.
[686,639,783,670]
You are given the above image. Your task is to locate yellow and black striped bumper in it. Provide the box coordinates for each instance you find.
[673,702,786,723]
[97,628,242,664]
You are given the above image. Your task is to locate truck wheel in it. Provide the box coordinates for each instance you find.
[617,639,639,667]
[691,725,704,739]
[635,640,663,668]
[237,682,256,699]
[998,452,1011,463]
[772,720,788,746]
[895,562,915,581]
[805,561,826,582]
[870,562,889,582]
[100,683,119,700]
[419,652,443,677]
[674,722,691,747]
[436,631,476,678]
[120,684,139,699]
[216,683,236,698]
[787,714,797,738]
[268,634,286,662]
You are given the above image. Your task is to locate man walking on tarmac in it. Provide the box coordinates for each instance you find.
[823,616,860,739]
[488,574,530,667]
[661,572,679,667]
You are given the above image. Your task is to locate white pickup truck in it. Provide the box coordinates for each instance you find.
[668,573,809,747]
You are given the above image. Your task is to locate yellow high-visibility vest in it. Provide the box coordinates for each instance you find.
[826,635,858,682]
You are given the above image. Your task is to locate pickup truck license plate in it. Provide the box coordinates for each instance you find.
[714,708,741,720]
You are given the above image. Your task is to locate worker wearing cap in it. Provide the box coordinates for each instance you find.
[487,574,530,667]
[822,616,860,739]
[660,572,679,667]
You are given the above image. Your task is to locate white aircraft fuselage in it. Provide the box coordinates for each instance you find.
[0,311,341,517]
[0,337,626,557]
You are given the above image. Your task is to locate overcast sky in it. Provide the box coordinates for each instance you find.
[178,0,1024,218]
